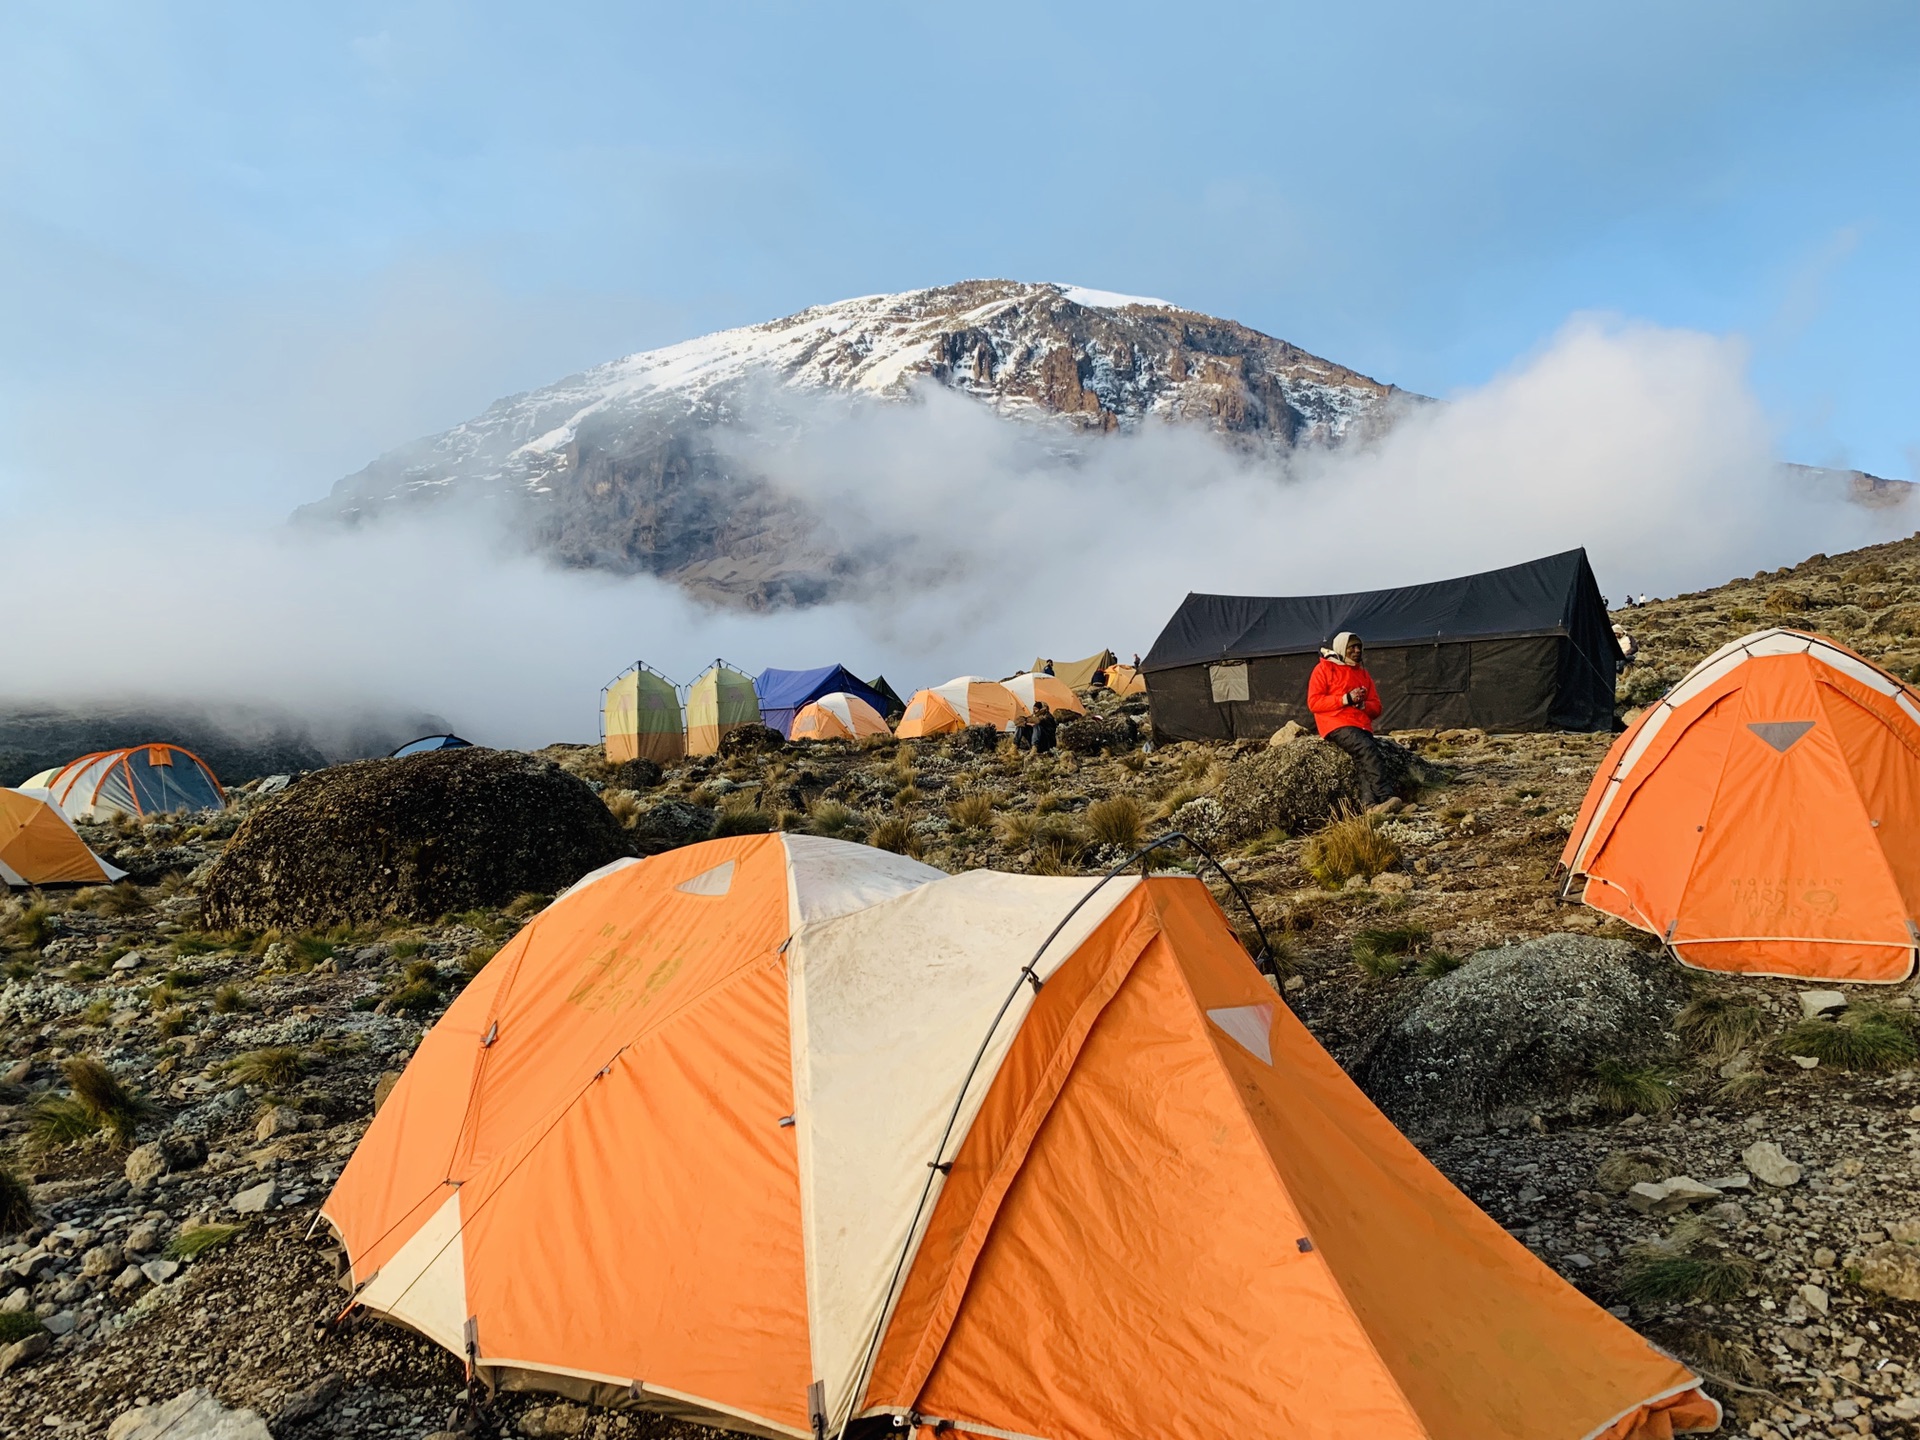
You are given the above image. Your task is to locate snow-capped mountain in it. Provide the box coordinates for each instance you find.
[298,280,1418,606]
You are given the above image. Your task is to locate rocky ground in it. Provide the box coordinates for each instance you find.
[7,536,1920,1438]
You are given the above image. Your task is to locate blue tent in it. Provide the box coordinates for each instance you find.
[754,666,894,738]
[390,734,475,758]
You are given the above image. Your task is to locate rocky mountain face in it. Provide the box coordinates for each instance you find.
[297,281,1416,608]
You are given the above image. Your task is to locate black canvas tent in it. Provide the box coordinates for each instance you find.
[1141,548,1616,740]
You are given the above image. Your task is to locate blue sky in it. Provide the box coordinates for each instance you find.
[3,1,1918,521]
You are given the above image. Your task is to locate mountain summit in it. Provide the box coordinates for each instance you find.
[298,280,1414,607]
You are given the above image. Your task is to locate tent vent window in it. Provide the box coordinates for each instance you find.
[1748,720,1815,753]
[1208,663,1250,704]
[676,860,736,897]
[1207,1004,1274,1064]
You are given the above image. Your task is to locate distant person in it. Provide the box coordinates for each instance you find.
[1090,663,1109,690]
[1131,653,1141,667]
[1307,631,1389,808]
[1613,625,1638,670]
[1638,593,1649,606]
[1032,701,1058,754]
[1042,659,1056,677]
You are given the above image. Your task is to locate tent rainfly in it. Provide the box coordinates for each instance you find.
[390,734,474,758]
[0,789,126,886]
[790,692,891,743]
[1028,649,1117,690]
[1564,628,1920,982]
[1142,549,1617,741]
[1002,671,1086,716]
[865,675,907,720]
[755,666,895,739]
[40,745,227,821]
[1104,662,1148,696]
[686,661,762,756]
[894,677,1026,738]
[603,664,686,765]
[323,833,1718,1440]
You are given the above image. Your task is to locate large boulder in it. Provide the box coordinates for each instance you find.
[1203,735,1421,845]
[1354,934,1685,1138]
[201,749,633,930]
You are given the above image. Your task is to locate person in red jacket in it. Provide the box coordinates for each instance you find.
[1307,630,1390,807]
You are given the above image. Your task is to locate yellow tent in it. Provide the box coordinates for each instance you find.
[1105,663,1149,696]
[686,660,761,756]
[0,789,125,886]
[603,664,685,765]
[1029,649,1117,690]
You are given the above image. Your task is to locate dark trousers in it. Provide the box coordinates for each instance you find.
[1324,725,1388,806]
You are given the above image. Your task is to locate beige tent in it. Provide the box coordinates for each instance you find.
[686,660,761,756]
[1029,649,1117,690]
[603,664,685,764]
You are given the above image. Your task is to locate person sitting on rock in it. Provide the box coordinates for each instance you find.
[1307,631,1391,809]
[1031,701,1058,755]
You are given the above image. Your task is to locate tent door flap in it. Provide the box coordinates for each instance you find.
[1406,642,1471,695]
[1208,663,1250,703]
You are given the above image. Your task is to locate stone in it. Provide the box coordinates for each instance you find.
[1282,974,1305,994]
[1371,871,1413,894]
[0,1287,25,1312]
[1355,936,1687,1137]
[0,1057,30,1085]
[107,1387,273,1440]
[270,1373,343,1428]
[1204,735,1426,847]
[1813,1247,1838,1269]
[519,1402,590,1437]
[1789,1054,1819,1069]
[0,1331,50,1376]
[230,1181,275,1214]
[1701,1173,1751,1191]
[42,1309,75,1336]
[125,1144,168,1191]
[124,1221,161,1254]
[112,1263,147,1292]
[1798,990,1848,1019]
[1268,721,1307,747]
[1743,1141,1803,1187]
[253,1105,301,1142]
[1625,1177,1723,1215]
[112,952,145,971]
[80,1244,123,1278]
[1799,1282,1829,1316]
[1857,1239,1920,1300]
[1595,1150,1672,1194]
[373,1072,404,1114]
[140,1259,179,1286]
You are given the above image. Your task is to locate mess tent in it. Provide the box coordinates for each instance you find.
[39,745,227,821]
[687,661,763,756]
[0,789,126,886]
[1564,628,1920,983]
[390,734,474,758]
[602,664,686,764]
[1141,549,1617,741]
[324,833,1718,1440]
[1028,649,1117,691]
[755,666,895,739]
[1002,671,1086,716]
[789,692,891,743]
[894,677,1026,738]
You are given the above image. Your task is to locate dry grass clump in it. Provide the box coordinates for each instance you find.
[1780,1005,1917,1070]
[1417,951,1465,979]
[29,1056,149,1151]
[1763,587,1810,615]
[0,896,53,951]
[947,793,996,831]
[1593,1059,1679,1116]
[1674,991,1768,1058]
[807,800,865,839]
[868,817,921,857]
[1351,924,1430,979]
[1303,815,1401,887]
[212,984,248,1014]
[463,944,500,976]
[1084,796,1145,853]
[75,881,151,917]
[711,804,775,837]
[1618,1217,1754,1304]
[0,1162,32,1235]
[228,1046,304,1089]
[504,892,550,918]
[166,1222,241,1261]
[602,789,645,827]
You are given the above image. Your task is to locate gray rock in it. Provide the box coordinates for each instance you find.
[112,1263,146,1292]
[80,1243,123,1279]
[42,1309,75,1336]
[1798,989,1848,1019]
[1702,1172,1751,1191]
[1743,1141,1803,1187]
[1206,736,1424,846]
[125,1143,168,1191]
[0,1330,49,1376]
[108,1387,273,1440]
[1625,1176,1723,1215]
[140,1259,179,1286]
[230,1181,275,1214]
[1354,935,1685,1137]
[1268,720,1308,747]
[270,1373,343,1427]
[253,1105,301,1142]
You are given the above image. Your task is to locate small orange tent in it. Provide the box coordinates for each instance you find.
[1564,627,1920,981]
[1002,671,1086,716]
[895,678,1026,738]
[791,692,891,742]
[1104,662,1148,696]
[0,789,126,886]
[326,833,1716,1440]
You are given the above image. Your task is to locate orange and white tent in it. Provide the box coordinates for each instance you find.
[894,678,1026,738]
[39,744,226,821]
[790,692,891,743]
[1002,672,1086,716]
[325,832,1717,1440]
[1564,627,1920,982]
[0,789,125,886]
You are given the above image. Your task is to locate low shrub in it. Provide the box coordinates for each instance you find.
[0,1311,44,1344]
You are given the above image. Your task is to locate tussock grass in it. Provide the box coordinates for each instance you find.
[166,1223,241,1261]
[0,1312,45,1344]
[80,996,113,1026]
[1619,1251,1755,1304]
[807,800,864,839]
[891,786,922,811]
[1352,924,1429,978]
[0,898,53,951]
[76,881,151,917]
[154,1008,188,1038]
[1764,587,1810,615]
[1675,992,1768,1058]
[212,984,248,1014]
[947,793,996,830]
[29,1057,148,1151]
[1084,796,1145,853]
[0,1162,33,1234]
[1593,1059,1679,1116]
[1303,815,1401,887]
[228,1047,304,1089]
[386,981,438,1014]
[504,892,550,918]
[1781,1009,1917,1070]
[462,944,499,977]
[390,939,425,960]
[602,789,644,827]
[711,805,774,837]
[1417,951,1465,979]
[868,817,919,856]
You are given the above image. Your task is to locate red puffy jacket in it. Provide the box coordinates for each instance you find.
[1307,658,1382,736]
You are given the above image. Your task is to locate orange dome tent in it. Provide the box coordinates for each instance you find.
[1563,627,1920,982]
[0,789,125,886]
[1104,662,1148,696]
[1002,671,1086,716]
[790,692,891,742]
[894,677,1026,738]
[325,832,1716,1440]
